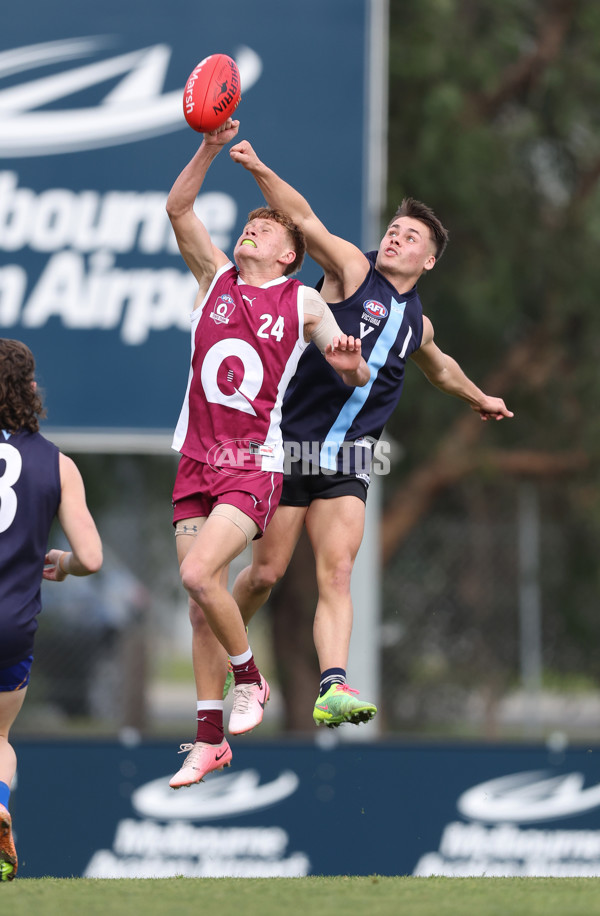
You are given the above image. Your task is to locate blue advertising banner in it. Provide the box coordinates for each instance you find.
[0,0,379,441]
[12,739,600,878]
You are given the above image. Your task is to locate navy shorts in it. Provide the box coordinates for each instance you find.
[0,656,33,692]
[280,459,368,507]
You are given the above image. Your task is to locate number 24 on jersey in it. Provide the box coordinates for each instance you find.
[257,314,284,342]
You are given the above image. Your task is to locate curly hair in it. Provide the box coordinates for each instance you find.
[0,339,46,433]
[246,207,306,276]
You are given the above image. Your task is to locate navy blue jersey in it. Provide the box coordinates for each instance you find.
[0,429,61,667]
[281,251,424,474]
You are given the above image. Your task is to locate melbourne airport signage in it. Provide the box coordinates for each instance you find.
[13,740,600,877]
[0,0,378,442]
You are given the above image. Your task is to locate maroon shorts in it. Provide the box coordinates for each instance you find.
[172,455,282,538]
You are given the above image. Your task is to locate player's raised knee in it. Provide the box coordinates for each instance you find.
[179,559,212,603]
[251,561,284,592]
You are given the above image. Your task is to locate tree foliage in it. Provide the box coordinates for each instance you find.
[373,0,600,732]
[384,0,600,534]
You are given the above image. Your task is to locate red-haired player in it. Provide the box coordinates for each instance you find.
[166,119,370,788]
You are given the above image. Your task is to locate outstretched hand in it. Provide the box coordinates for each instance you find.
[230,139,261,170]
[325,335,364,381]
[472,397,514,421]
[204,118,240,147]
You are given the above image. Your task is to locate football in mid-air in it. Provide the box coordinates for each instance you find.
[183,53,241,133]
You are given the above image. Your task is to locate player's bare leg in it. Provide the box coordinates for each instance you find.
[179,513,251,654]
[179,511,269,737]
[0,689,25,880]
[170,519,232,788]
[176,519,230,700]
[232,504,308,627]
[305,495,364,669]
[305,496,377,727]
[0,690,24,791]
[169,516,269,789]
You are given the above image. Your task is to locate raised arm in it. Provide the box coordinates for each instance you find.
[230,139,368,299]
[410,317,514,420]
[166,119,240,296]
[43,454,103,581]
[303,287,370,387]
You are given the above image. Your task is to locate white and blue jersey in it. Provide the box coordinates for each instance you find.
[281,251,424,475]
[0,429,61,667]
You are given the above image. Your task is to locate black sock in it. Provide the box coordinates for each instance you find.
[319,668,346,697]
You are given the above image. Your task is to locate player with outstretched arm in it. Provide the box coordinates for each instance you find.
[166,118,370,788]
[228,139,514,730]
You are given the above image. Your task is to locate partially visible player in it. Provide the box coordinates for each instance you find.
[229,139,514,729]
[0,338,103,882]
[166,119,369,788]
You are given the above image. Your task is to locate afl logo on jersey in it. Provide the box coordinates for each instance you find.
[210,294,236,325]
[363,300,388,319]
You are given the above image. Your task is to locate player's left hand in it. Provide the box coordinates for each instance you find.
[43,548,68,581]
[472,397,514,421]
[325,334,363,375]
[204,118,240,146]
[230,139,260,170]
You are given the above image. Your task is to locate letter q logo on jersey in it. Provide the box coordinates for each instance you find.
[363,300,388,319]
[210,295,236,325]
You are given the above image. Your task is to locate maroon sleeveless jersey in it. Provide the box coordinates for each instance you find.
[172,262,308,473]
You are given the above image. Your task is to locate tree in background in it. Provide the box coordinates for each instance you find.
[384,0,597,545]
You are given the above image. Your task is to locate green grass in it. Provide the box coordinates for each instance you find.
[4,876,600,916]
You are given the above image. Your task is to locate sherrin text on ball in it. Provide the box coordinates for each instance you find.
[183,53,241,132]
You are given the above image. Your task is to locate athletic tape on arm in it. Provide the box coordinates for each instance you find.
[303,286,342,354]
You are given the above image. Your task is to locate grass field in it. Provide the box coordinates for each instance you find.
[3,876,600,916]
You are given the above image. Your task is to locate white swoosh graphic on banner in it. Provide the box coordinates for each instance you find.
[0,39,262,156]
[458,770,600,824]
[132,768,299,821]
